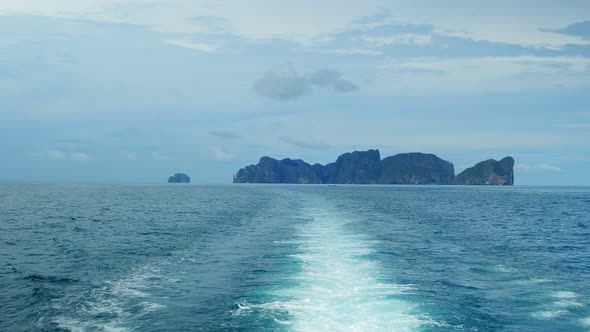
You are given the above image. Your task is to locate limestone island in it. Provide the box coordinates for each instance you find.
[233,150,514,185]
[168,173,191,183]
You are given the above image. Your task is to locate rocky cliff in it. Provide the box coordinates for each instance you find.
[233,150,514,185]
[454,157,514,185]
[233,157,321,184]
[326,149,382,184]
[168,173,191,183]
[379,153,455,184]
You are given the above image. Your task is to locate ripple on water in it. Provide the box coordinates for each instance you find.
[24,274,78,284]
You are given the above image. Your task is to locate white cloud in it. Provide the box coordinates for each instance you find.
[209,147,235,161]
[27,149,90,161]
[151,152,175,161]
[515,163,561,172]
[382,56,590,77]
[165,39,218,52]
[376,56,590,93]
[314,48,383,56]
[208,130,241,139]
[361,33,432,46]
[0,0,375,41]
[2,0,589,48]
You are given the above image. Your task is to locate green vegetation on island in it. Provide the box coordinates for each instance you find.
[233,150,514,185]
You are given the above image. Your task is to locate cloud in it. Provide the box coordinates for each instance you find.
[280,136,331,150]
[150,152,175,161]
[253,65,358,101]
[253,65,310,101]
[27,149,90,161]
[165,39,218,52]
[313,48,383,56]
[361,34,433,46]
[386,67,448,75]
[309,69,358,92]
[312,18,586,61]
[210,147,235,161]
[544,21,590,41]
[377,56,590,92]
[208,130,241,139]
[515,163,561,172]
[186,16,230,33]
[2,0,589,48]
[351,7,390,26]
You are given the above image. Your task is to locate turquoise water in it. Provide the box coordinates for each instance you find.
[1,183,589,331]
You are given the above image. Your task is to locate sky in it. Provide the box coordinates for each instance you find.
[1,1,589,185]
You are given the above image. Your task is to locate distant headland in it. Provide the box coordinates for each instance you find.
[233,150,514,185]
[168,173,191,183]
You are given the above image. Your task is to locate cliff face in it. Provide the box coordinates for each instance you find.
[233,150,514,185]
[379,153,455,184]
[328,149,382,184]
[233,157,321,184]
[454,157,514,185]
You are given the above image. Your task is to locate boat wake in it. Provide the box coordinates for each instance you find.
[236,200,435,331]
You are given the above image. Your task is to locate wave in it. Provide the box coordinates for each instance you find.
[532,309,569,319]
[551,291,578,299]
[24,273,78,284]
[50,265,166,331]
[532,290,585,321]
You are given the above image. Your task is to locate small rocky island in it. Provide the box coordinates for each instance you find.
[168,173,191,183]
[233,150,514,185]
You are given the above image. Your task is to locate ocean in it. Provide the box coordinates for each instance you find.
[1,183,589,331]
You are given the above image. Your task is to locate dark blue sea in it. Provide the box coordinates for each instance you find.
[1,183,589,331]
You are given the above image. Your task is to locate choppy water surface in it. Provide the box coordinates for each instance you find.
[1,184,589,331]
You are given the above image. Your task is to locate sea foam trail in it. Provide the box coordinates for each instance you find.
[239,202,428,331]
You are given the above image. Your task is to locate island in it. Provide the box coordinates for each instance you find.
[233,150,514,185]
[168,173,191,183]
[454,157,514,185]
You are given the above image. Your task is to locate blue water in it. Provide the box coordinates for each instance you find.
[1,184,589,331]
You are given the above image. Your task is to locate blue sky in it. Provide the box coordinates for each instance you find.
[1,1,589,185]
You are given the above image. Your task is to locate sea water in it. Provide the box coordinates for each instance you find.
[1,183,589,331]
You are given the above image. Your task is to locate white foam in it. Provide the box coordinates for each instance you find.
[580,317,590,326]
[553,299,583,308]
[532,310,569,319]
[493,265,517,273]
[531,290,585,321]
[237,203,435,331]
[54,316,129,332]
[528,278,552,283]
[140,301,166,312]
[551,291,578,299]
[53,264,165,330]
